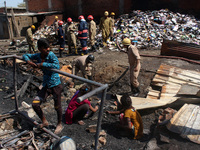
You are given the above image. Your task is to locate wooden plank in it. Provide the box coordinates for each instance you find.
[11,8,20,37]
[116,95,175,110]
[167,104,200,144]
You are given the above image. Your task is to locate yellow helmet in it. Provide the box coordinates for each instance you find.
[122,38,131,45]
[111,12,115,16]
[55,16,58,20]
[31,25,35,30]
[104,11,109,16]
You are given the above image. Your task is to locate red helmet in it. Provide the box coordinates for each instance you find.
[78,15,84,20]
[87,15,94,20]
[67,18,72,22]
[58,21,63,26]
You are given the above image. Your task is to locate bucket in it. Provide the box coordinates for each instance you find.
[50,136,76,150]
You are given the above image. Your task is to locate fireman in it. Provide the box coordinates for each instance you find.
[99,11,112,46]
[110,12,115,41]
[53,16,59,34]
[65,17,78,55]
[26,25,36,53]
[87,15,96,51]
[122,38,141,96]
[78,15,88,56]
[57,21,65,58]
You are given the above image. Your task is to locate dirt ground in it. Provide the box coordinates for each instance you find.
[0,42,200,149]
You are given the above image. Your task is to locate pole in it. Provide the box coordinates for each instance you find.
[94,88,107,150]
[4,1,13,39]
[13,57,19,111]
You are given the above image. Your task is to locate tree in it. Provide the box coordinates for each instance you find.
[17,2,25,8]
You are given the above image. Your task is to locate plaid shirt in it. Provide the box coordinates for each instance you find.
[23,51,61,88]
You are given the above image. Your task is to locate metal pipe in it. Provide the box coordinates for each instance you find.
[14,56,104,87]
[77,84,108,103]
[0,55,16,59]
[49,68,103,87]
[18,111,60,140]
[13,57,19,111]
[94,88,107,150]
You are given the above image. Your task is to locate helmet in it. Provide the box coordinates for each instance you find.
[111,12,115,16]
[87,15,94,20]
[55,16,58,20]
[58,21,63,26]
[104,11,109,16]
[86,55,94,63]
[67,18,72,22]
[31,25,35,30]
[78,15,84,20]
[122,38,131,45]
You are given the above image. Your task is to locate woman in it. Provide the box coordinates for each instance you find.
[65,84,98,125]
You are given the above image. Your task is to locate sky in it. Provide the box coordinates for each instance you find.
[0,0,24,7]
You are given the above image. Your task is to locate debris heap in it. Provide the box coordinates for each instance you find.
[113,9,200,49]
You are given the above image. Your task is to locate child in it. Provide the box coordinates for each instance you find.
[107,94,143,139]
[65,84,98,125]
[23,38,63,134]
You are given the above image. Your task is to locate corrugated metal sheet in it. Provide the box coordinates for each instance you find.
[116,64,200,110]
[148,64,200,100]
[161,39,200,60]
[167,104,200,144]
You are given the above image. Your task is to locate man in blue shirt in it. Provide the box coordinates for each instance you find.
[23,38,63,134]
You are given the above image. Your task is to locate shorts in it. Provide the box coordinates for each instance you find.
[34,84,63,103]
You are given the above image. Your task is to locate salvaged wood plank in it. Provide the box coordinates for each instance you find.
[167,104,200,144]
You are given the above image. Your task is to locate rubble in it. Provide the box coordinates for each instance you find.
[110,9,200,49]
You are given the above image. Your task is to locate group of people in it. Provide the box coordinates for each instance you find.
[23,11,143,140]
[52,14,96,57]
[26,11,116,56]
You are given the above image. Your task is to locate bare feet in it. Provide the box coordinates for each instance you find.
[54,124,63,134]
[38,120,49,128]
[77,120,85,125]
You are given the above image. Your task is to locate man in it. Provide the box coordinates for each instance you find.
[78,15,88,55]
[110,12,115,41]
[57,20,65,57]
[99,11,112,46]
[26,25,35,53]
[122,38,141,96]
[53,16,59,44]
[72,55,94,80]
[23,38,63,134]
[65,17,78,55]
[53,16,59,35]
[87,15,96,51]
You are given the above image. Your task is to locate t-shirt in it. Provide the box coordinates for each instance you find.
[124,108,143,139]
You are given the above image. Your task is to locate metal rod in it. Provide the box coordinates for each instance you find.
[1,130,29,147]
[50,68,103,87]
[13,57,19,111]
[94,88,107,150]
[77,84,108,103]
[0,55,16,59]
[14,56,103,87]
[18,111,60,140]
